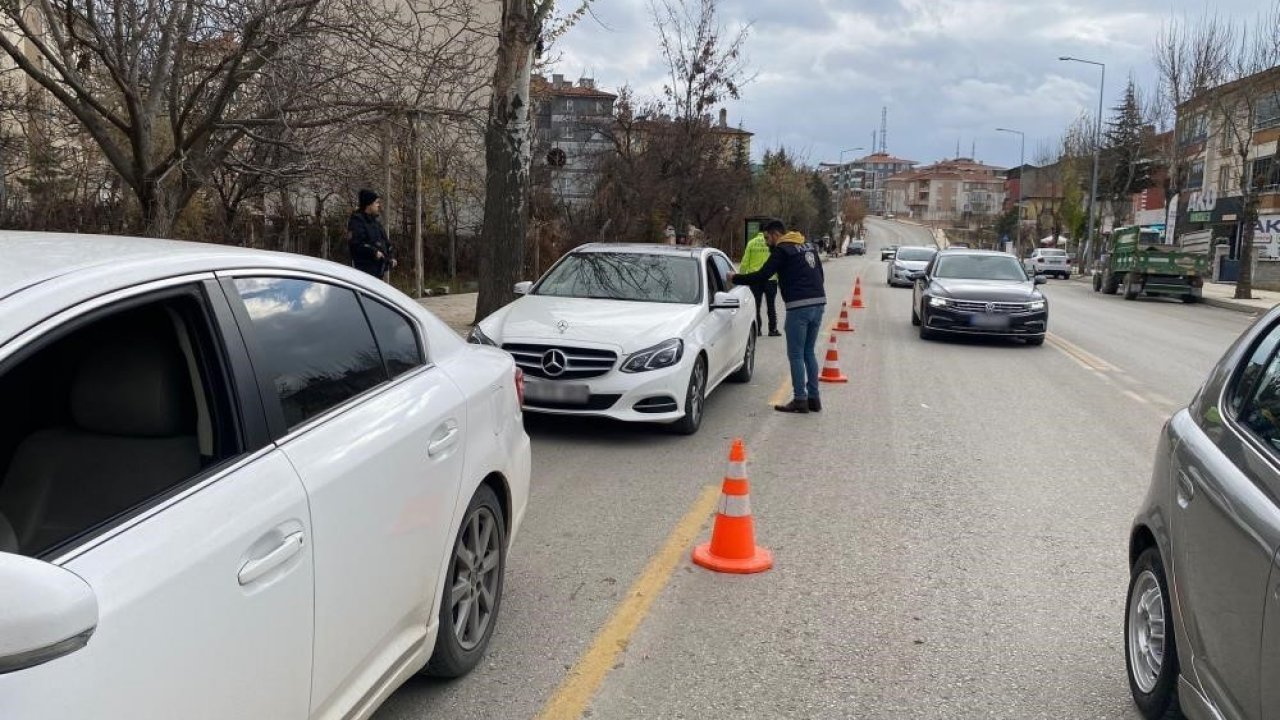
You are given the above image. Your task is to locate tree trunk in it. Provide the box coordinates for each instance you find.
[475,2,537,323]
[1236,204,1257,300]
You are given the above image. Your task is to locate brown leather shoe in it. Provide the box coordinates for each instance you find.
[808,397,822,412]
[774,399,810,414]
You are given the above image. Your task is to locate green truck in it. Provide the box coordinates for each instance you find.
[1092,225,1209,302]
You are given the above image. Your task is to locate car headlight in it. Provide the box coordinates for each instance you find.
[929,297,949,308]
[1026,300,1046,311]
[622,338,684,373]
[467,325,498,346]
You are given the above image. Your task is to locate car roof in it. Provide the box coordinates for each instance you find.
[571,242,709,258]
[937,248,1017,258]
[0,231,266,301]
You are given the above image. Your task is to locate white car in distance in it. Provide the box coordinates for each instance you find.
[0,233,530,720]
[469,244,757,435]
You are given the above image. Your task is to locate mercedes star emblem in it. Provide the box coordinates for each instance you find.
[542,349,568,377]
[556,320,568,334]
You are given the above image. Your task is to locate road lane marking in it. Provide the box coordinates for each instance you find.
[534,484,722,720]
[1046,333,1117,372]
[1124,390,1151,406]
[768,376,791,406]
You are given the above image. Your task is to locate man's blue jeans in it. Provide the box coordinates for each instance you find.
[784,304,824,401]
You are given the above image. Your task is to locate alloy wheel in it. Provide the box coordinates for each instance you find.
[1127,569,1166,694]
[449,507,502,651]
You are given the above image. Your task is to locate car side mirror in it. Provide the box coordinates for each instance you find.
[711,291,741,310]
[0,553,98,674]
[513,281,533,296]
[1034,275,1048,285]
[907,271,926,281]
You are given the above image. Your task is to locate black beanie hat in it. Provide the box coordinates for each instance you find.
[358,189,379,210]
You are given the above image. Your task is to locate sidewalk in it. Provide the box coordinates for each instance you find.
[417,292,478,336]
[1071,275,1280,315]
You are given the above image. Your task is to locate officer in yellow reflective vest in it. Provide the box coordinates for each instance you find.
[739,231,780,337]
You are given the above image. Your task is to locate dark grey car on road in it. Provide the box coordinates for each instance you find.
[1126,307,1280,720]
[909,249,1048,345]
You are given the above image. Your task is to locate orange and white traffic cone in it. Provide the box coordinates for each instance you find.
[834,301,856,332]
[851,278,866,309]
[819,334,849,383]
[693,439,773,575]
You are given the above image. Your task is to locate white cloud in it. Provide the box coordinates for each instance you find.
[551,0,1266,169]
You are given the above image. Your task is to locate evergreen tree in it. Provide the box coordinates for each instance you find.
[1100,78,1153,223]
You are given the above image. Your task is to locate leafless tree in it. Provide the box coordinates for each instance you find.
[474,0,593,322]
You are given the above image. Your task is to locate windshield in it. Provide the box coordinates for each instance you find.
[934,254,1028,281]
[534,252,701,304]
[896,247,937,262]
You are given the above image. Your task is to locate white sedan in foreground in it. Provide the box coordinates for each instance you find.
[469,244,757,434]
[0,232,529,719]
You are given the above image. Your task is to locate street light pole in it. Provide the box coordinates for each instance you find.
[996,127,1025,252]
[1060,56,1105,271]
[838,146,864,241]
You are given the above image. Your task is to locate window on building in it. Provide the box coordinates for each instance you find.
[1219,164,1235,192]
[1187,160,1206,190]
[1180,113,1209,144]
[1256,92,1280,130]
[560,126,573,139]
[1251,156,1280,192]
[564,98,576,113]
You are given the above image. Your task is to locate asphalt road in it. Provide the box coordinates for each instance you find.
[376,221,1257,720]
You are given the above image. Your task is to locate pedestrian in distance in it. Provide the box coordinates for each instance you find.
[348,189,396,281]
[729,219,827,414]
[738,228,781,337]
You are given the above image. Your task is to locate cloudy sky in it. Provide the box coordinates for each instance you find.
[551,0,1266,169]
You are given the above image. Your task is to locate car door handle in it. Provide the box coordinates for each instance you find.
[238,532,304,586]
[1177,469,1198,507]
[428,421,460,457]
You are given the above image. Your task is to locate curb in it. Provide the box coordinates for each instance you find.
[1068,274,1274,315]
[1200,297,1275,315]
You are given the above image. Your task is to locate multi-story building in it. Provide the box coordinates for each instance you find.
[1172,66,1280,285]
[531,74,618,208]
[824,152,916,213]
[884,157,1007,226]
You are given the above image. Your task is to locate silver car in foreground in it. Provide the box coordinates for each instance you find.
[1126,306,1280,720]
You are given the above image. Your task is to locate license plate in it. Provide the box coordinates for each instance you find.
[524,379,590,404]
[970,314,1011,329]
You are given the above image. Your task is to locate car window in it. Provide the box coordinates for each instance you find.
[1237,354,1280,453]
[534,252,701,304]
[361,296,425,378]
[705,259,726,298]
[234,278,387,429]
[0,292,241,558]
[934,255,1028,281]
[711,254,734,280]
[1230,325,1280,417]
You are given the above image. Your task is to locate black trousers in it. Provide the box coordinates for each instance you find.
[751,280,779,333]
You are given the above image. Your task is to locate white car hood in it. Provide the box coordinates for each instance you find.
[482,295,703,353]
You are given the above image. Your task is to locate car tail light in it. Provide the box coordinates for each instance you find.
[514,367,525,406]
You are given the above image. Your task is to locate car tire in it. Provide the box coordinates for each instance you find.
[425,484,507,679]
[728,329,756,383]
[1125,547,1182,720]
[1063,273,1071,280]
[1181,294,1198,304]
[1124,276,1141,301]
[1026,335,1045,346]
[671,356,707,435]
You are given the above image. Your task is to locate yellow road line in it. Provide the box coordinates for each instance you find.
[1123,390,1151,406]
[534,484,722,720]
[1046,333,1117,372]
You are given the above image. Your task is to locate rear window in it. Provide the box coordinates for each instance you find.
[896,247,937,262]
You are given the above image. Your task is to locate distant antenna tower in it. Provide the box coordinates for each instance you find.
[879,107,888,153]
[971,139,976,159]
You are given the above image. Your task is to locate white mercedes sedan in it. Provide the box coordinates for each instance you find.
[468,244,757,434]
[0,232,530,720]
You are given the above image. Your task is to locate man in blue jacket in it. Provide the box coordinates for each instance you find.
[729,219,827,413]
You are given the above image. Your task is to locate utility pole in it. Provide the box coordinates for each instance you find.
[997,127,1026,253]
[1061,56,1106,269]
